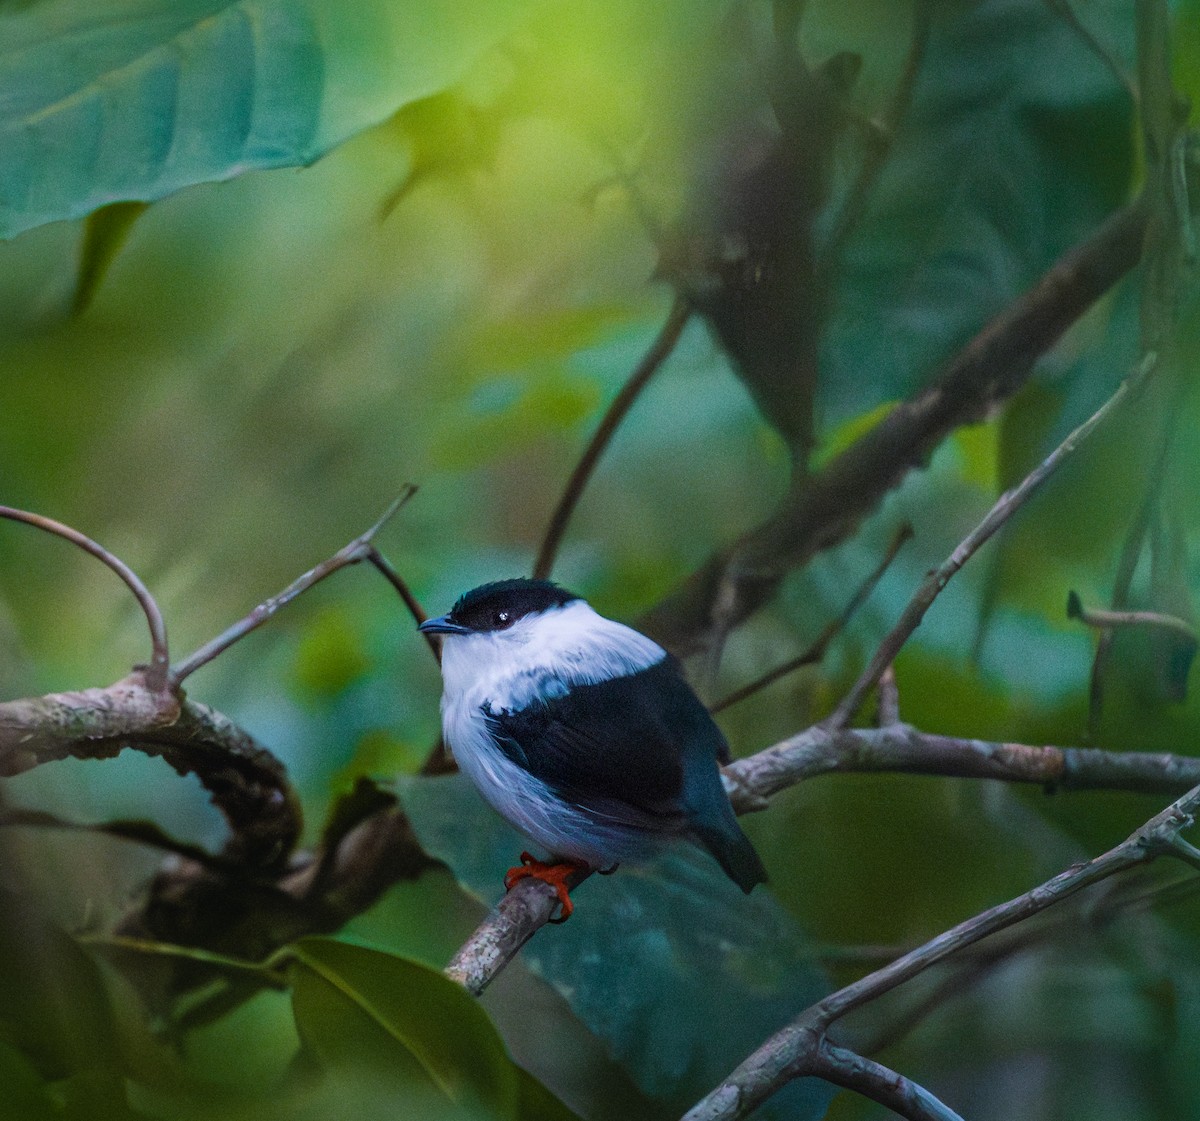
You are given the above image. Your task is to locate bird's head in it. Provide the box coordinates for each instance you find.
[419,579,583,697]
[418,578,665,705]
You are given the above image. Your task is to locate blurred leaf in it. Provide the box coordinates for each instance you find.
[287,936,576,1120]
[292,608,370,698]
[820,0,1135,424]
[0,0,530,238]
[0,1041,59,1121]
[1147,511,1197,703]
[0,889,123,1079]
[397,773,833,1120]
[60,1069,155,1121]
[72,201,149,315]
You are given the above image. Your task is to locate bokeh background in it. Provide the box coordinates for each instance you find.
[2,0,1200,1118]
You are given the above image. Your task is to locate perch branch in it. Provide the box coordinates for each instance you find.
[0,505,170,689]
[446,719,1200,996]
[682,779,1200,1121]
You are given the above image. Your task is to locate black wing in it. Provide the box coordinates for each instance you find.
[483,658,729,817]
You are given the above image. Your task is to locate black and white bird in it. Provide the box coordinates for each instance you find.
[419,578,766,919]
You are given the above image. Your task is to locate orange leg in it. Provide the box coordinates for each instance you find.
[504,851,585,923]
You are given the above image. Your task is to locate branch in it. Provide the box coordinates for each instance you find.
[533,299,692,579]
[1067,590,1198,642]
[0,505,170,689]
[682,779,1200,1121]
[640,199,1148,657]
[0,672,300,868]
[810,1044,963,1121]
[366,545,438,661]
[444,720,1200,996]
[169,487,416,685]
[826,351,1154,728]
[711,522,912,713]
[0,807,238,869]
[725,722,1200,806]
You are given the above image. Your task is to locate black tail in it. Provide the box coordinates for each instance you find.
[693,816,767,893]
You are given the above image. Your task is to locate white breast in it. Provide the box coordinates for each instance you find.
[439,598,665,714]
[437,598,669,866]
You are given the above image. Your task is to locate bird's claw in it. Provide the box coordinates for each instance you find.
[504,851,581,922]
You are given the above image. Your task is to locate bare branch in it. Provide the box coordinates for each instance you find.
[811,1043,964,1121]
[445,718,1200,995]
[641,200,1148,657]
[875,663,900,727]
[169,488,416,685]
[0,807,238,870]
[366,546,438,661]
[682,780,1200,1121]
[712,522,911,713]
[533,299,692,580]
[0,505,170,689]
[0,672,300,868]
[826,352,1154,728]
[1067,589,1197,642]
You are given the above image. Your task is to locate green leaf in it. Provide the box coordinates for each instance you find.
[820,0,1135,425]
[0,1041,59,1121]
[0,0,529,239]
[72,201,149,314]
[287,937,576,1121]
[0,889,124,1079]
[398,774,833,1120]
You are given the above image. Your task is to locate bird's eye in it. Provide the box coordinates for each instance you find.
[493,610,511,628]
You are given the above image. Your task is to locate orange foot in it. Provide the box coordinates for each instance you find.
[504,852,585,923]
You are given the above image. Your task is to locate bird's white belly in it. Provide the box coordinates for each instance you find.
[442,696,656,867]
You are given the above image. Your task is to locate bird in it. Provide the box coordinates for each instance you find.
[419,577,766,920]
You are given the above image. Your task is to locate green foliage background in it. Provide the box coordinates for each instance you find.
[1,0,1199,1118]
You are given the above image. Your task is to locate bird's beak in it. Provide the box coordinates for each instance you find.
[418,615,471,636]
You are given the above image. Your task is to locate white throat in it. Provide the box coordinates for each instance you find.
[438,598,666,713]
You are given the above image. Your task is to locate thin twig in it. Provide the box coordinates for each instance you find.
[712,523,912,713]
[169,489,415,685]
[0,807,236,870]
[681,779,1200,1121]
[533,300,691,579]
[826,353,1155,729]
[875,663,901,726]
[1088,486,1156,738]
[366,546,438,662]
[0,506,170,689]
[1067,590,1197,642]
